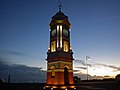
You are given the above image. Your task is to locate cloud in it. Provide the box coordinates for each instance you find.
[75,67,87,70]
[104,75,111,78]
[94,63,107,67]
[87,63,93,67]
[93,62,120,72]
[0,58,6,63]
[0,58,10,65]
[0,50,28,65]
[0,50,25,56]
[74,73,93,80]
[74,59,94,67]
[74,59,86,66]
[73,70,80,72]
[74,59,120,72]
[0,60,43,71]
[0,61,45,83]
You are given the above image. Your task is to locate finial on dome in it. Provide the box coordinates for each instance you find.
[58,0,62,12]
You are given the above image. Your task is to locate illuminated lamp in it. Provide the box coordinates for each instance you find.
[43,87,45,89]
[74,88,76,90]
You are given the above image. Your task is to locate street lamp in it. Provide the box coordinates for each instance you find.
[86,56,91,80]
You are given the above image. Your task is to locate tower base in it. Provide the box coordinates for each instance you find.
[43,84,76,90]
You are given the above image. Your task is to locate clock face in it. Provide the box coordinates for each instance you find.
[51,29,56,37]
[63,29,68,37]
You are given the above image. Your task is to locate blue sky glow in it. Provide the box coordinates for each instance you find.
[0,0,120,76]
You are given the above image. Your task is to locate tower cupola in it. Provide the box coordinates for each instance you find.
[49,11,71,29]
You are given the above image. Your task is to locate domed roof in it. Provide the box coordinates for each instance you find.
[49,10,71,28]
[52,11,68,20]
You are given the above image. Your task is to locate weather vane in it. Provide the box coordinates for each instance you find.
[58,0,62,12]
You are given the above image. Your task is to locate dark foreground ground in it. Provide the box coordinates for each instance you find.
[76,80,120,90]
[0,80,120,90]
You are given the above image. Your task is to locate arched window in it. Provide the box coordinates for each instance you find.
[51,65,55,78]
[64,67,69,85]
[51,41,56,52]
[64,41,68,52]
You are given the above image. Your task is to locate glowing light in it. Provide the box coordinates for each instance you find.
[70,46,72,50]
[52,86,57,88]
[48,46,50,50]
[51,66,55,76]
[74,88,76,90]
[64,41,69,52]
[51,41,56,52]
[45,86,50,88]
[43,87,45,89]
[57,25,59,48]
[57,20,63,23]
[61,86,67,89]
[70,86,75,88]
[60,25,62,48]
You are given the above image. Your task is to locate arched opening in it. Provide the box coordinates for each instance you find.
[50,65,55,78]
[64,67,69,85]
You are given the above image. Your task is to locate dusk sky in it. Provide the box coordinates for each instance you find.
[0,0,120,77]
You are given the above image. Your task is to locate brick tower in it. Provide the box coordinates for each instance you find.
[45,5,75,89]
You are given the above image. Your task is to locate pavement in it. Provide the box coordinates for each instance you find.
[76,81,120,90]
[0,80,120,90]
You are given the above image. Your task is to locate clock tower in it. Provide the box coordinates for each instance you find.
[45,5,75,89]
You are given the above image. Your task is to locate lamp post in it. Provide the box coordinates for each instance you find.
[86,56,90,80]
